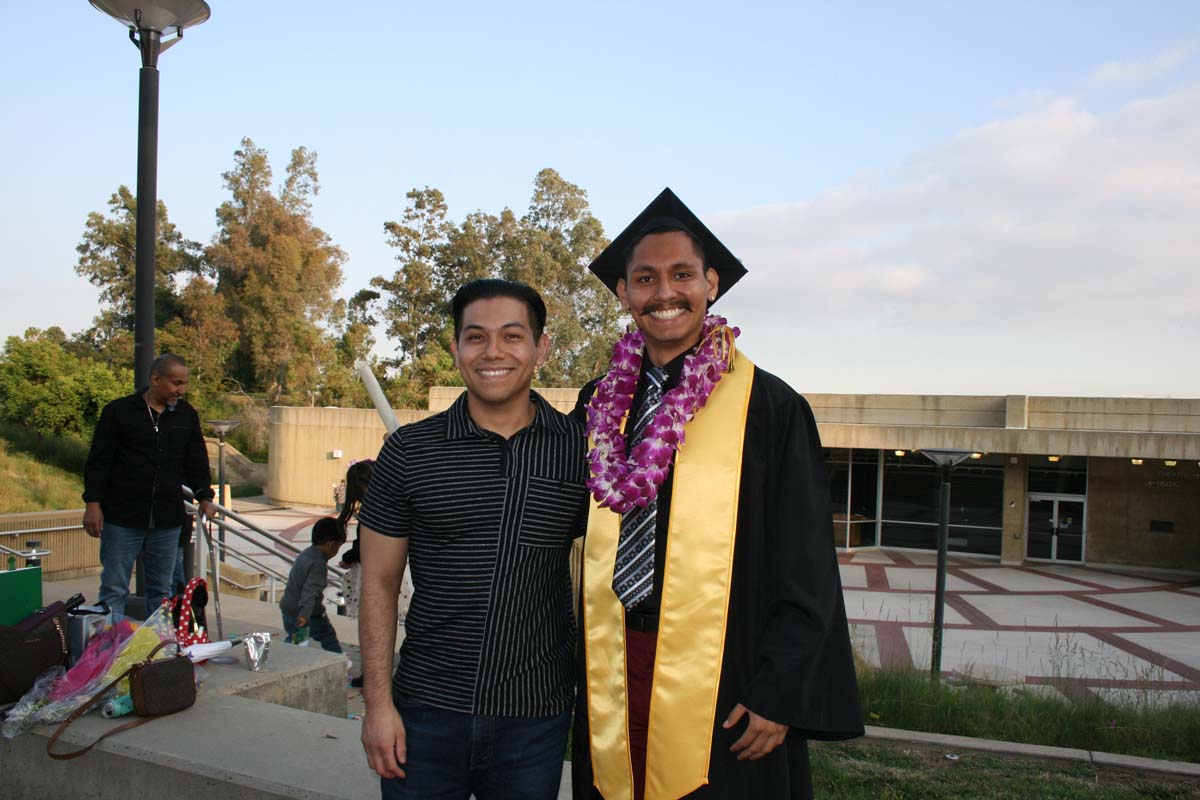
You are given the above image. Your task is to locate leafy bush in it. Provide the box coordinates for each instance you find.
[0,330,131,439]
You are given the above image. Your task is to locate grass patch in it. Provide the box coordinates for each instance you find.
[0,421,91,476]
[0,439,85,513]
[230,483,264,499]
[811,739,1200,799]
[859,666,1200,763]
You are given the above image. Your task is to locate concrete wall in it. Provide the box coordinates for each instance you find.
[267,406,431,506]
[1001,456,1028,564]
[1085,457,1200,570]
[1029,397,1200,434]
[806,394,1007,428]
[268,390,1200,519]
[0,509,94,579]
[429,386,580,414]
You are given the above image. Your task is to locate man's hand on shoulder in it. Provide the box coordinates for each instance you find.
[724,703,789,761]
[83,503,103,538]
[361,704,407,779]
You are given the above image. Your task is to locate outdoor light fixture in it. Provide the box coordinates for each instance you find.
[90,0,211,388]
[1048,455,1062,463]
[894,450,907,457]
[918,449,974,683]
[206,419,239,562]
[970,453,983,459]
[1165,460,1177,467]
[1131,459,1144,465]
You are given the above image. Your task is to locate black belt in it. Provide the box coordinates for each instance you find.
[624,608,659,632]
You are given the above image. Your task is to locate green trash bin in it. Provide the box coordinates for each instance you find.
[0,565,43,626]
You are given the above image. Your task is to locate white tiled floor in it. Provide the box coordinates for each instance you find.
[848,551,897,564]
[959,567,1090,592]
[1026,565,1163,589]
[1090,687,1200,709]
[1094,590,1200,626]
[842,589,967,624]
[883,568,977,593]
[959,594,1158,628]
[1119,631,1200,673]
[903,628,1182,682]
[838,564,868,588]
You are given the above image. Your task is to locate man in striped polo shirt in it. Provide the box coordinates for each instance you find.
[357,279,589,800]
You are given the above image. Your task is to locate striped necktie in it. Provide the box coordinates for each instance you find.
[612,365,667,608]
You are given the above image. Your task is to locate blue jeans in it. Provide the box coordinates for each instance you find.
[98,523,181,618]
[380,702,570,800]
[173,545,187,596]
[281,610,343,654]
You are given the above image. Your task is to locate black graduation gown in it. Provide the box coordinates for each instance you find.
[571,366,864,800]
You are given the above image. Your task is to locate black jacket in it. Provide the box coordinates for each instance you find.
[83,392,215,529]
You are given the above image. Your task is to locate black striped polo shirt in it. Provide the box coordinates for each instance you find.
[357,390,588,716]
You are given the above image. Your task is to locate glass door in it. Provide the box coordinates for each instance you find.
[1027,494,1086,562]
[1027,498,1055,559]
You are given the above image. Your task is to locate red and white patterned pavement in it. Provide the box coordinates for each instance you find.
[840,549,1200,706]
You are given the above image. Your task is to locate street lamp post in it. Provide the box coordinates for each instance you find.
[918,448,974,682]
[89,1,210,387]
[206,419,240,563]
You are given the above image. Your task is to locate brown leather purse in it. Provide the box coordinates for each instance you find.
[46,640,196,760]
[0,603,70,704]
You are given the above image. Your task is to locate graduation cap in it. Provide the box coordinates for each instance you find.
[588,187,747,303]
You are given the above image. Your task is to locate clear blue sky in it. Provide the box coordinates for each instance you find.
[2,2,1198,396]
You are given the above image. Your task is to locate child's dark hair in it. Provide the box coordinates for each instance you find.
[338,460,374,530]
[312,517,344,546]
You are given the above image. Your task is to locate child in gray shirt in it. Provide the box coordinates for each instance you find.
[280,517,345,652]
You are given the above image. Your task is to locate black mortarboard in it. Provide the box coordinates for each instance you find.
[588,187,747,303]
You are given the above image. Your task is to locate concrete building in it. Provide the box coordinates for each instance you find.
[267,391,1199,571]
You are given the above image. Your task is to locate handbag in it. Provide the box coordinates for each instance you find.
[166,577,209,648]
[0,602,71,705]
[46,640,196,760]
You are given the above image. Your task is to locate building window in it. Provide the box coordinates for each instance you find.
[1029,456,1087,495]
[879,451,1005,556]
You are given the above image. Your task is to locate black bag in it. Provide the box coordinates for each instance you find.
[46,640,196,760]
[0,602,70,705]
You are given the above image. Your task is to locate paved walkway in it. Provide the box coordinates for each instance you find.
[52,497,1200,711]
[840,549,1200,707]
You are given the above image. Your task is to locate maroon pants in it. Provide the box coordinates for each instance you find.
[625,627,658,800]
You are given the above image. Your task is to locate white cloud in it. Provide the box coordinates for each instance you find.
[710,83,1200,396]
[1089,44,1196,88]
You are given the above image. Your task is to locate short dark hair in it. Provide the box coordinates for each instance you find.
[150,353,187,378]
[312,517,344,546]
[451,279,547,339]
[623,224,707,275]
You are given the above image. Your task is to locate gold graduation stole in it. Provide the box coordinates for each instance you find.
[584,350,755,800]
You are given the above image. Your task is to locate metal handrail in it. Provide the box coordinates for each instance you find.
[182,486,305,558]
[185,497,345,583]
[199,529,289,585]
[0,524,83,537]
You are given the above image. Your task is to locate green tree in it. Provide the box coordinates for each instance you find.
[0,329,132,438]
[502,169,622,385]
[208,138,347,404]
[158,276,239,405]
[372,188,453,367]
[367,169,623,405]
[73,185,204,360]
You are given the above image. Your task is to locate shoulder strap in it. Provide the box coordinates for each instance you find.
[46,640,178,760]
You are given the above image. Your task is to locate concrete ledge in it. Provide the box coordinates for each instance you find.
[3,641,358,800]
[201,640,348,717]
[4,694,375,800]
[864,725,1200,779]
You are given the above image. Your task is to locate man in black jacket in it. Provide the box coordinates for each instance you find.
[83,354,215,617]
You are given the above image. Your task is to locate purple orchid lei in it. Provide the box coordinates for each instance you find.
[585,314,740,513]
